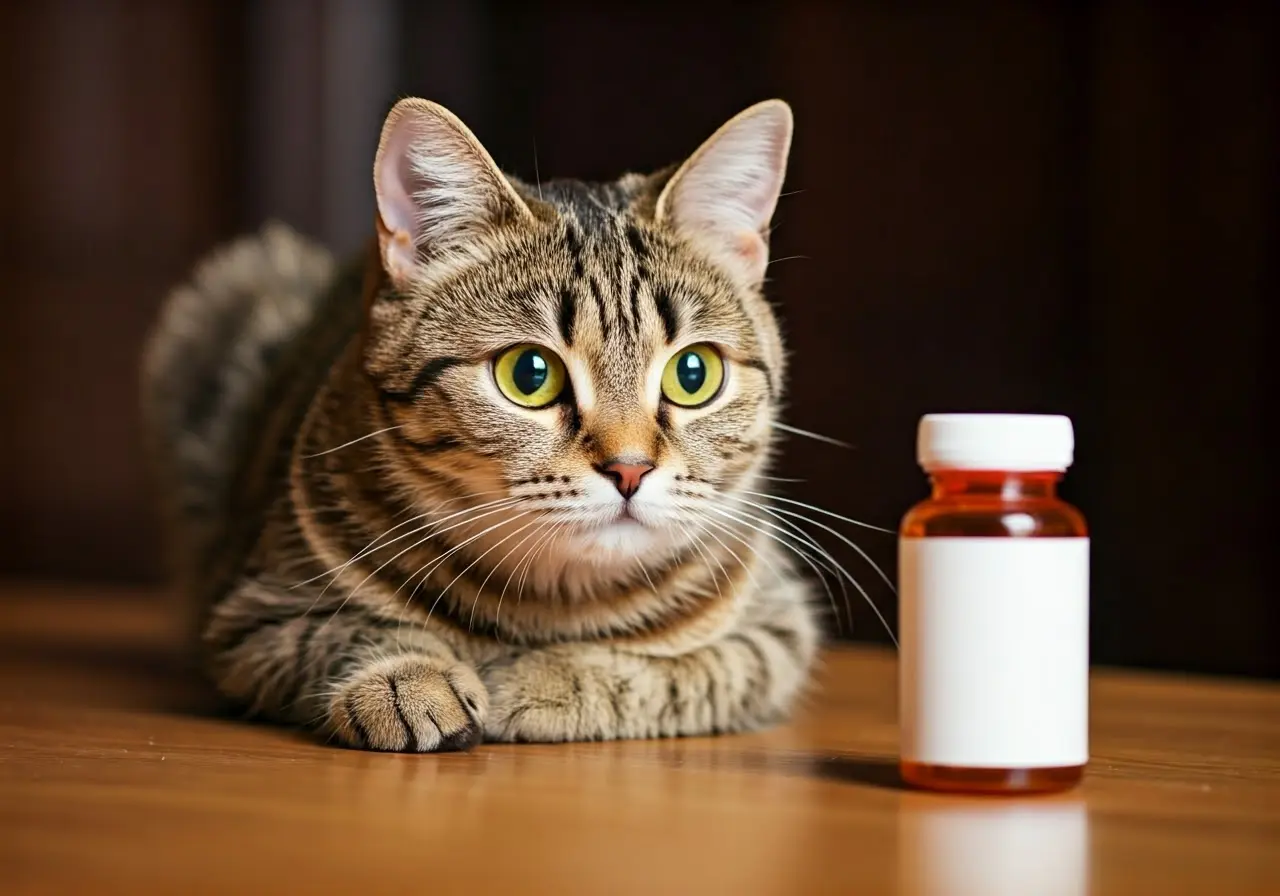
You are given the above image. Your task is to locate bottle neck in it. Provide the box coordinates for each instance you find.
[927,469,1063,501]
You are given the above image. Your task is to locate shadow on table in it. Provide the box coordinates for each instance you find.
[734,751,906,791]
[0,635,223,717]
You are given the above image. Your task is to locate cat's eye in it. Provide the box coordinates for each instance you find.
[661,343,725,408]
[493,344,568,408]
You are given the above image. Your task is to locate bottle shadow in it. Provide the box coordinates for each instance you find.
[725,750,906,791]
[809,754,906,790]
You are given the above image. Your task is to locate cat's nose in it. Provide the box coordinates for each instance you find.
[597,459,655,499]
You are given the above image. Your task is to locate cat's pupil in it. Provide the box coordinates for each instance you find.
[513,349,549,395]
[676,352,706,394]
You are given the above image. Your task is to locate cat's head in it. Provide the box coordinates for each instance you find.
[361,98,792,579]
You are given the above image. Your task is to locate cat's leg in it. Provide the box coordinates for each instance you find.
[203,578,488,751]
[481,581,819,743]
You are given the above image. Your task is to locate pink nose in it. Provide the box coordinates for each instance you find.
[598,460,655,499]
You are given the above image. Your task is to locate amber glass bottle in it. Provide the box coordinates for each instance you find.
[898,414,1089,794]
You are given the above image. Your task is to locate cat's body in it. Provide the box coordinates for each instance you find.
[141,99,821,750]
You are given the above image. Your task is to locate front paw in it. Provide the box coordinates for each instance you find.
[482,650,625,743]
[328,655,487,752]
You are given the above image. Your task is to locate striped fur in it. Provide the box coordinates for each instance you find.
[141,98,820,750]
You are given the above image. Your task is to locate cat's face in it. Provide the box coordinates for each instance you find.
[362,99,791,576]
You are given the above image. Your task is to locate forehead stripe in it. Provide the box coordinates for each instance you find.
[558,285,577,345]
[589,275,611,341]
[381,355,465,403]
[625,224,650,261]
[652,288,679,344]
[627,273,642,341]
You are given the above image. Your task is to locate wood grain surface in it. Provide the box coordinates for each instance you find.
[1,583,1276,895]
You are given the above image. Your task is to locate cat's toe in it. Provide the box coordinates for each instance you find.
[329,655,487,752]
[483,651,605,743]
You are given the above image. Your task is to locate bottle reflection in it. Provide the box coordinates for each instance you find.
[899,798,1089,896]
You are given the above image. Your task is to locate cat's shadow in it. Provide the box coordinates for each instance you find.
[2,637,223,717]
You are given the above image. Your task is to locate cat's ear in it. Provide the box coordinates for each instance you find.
[655,99,793,286]
[373,98,533,286]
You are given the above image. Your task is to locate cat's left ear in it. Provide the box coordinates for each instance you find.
[655,99,793,286]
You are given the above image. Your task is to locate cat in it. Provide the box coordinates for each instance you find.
[140,97,820,751]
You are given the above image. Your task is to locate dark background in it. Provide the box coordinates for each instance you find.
[0,1,1274,678]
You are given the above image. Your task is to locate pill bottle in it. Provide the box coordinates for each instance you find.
[898,413,1089,794]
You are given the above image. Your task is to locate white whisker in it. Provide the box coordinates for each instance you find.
[718,499,898,646]
[422,514,537,627]
[634,555,658,595]
[301,425,404,458]
[450,517,542,631]
[698,508,848,633]
[533,138,544,203]
[496,523,557,614]
[711,502,851,608]
[734,495,896,593]
[770,422,852,449]
[414,512,535,626]
[485,519,554,631]
[742,490,896,535]
[292,492,520,591]
[313,497,527,612]
[678,516,729,598]
[515,520,565,607]
[342,500,526,613]
[766,254,809,266]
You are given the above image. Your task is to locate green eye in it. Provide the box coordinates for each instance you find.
[661,343,725,408]
[494,344,567,408]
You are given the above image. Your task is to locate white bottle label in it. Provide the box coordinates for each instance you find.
[899,537,1090,768]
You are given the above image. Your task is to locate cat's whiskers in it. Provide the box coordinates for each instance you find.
[695,507,849,631]
[292,492,519,591]
[741,490,896,536]
[707,502,851,633]
[634,555,658,595]
[532,138,543,203]
[432,516,543,632]
[305,497,529,623]
[417,511,536,627]
[292,513,428,590]
[681,510,762,594]
[675,517,726,599]
[514,520,568,609]
[734,494,896,593]
[393,515,531,622]
[715,498,853,622]
[765,254,809,266]
[494,521,559,617]
[482,518,557,633]
[770,422,852,449]
[300,425,406,458]
[333,499,528,624]
[717,498,897,645]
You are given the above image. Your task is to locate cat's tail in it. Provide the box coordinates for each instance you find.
[140,221,335,606]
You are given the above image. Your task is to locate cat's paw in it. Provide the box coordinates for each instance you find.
[481,649,626,743]
[328,654,487,752]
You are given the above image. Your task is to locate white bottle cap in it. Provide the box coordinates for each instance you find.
[917,413,1075,472]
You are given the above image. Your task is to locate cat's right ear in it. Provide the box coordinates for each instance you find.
[655,99,793,288]
[373,98,533,287]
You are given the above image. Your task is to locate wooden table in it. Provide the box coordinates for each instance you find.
[1,583,1276,895]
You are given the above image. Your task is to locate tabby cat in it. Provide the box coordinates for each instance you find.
[141,97,820,751]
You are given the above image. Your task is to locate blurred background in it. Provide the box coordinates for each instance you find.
[0,1,1273,678]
